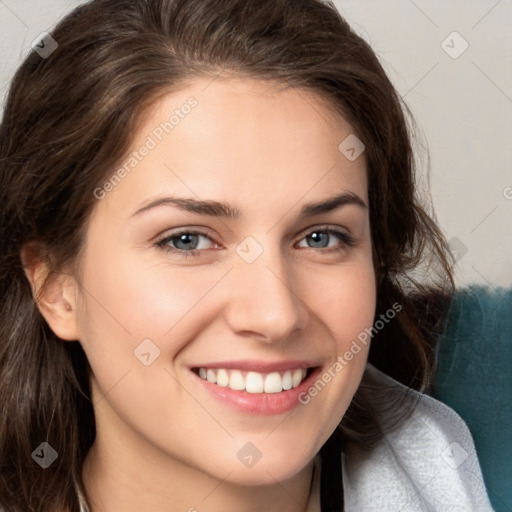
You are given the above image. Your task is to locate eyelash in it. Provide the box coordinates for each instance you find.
[155,226,356,258]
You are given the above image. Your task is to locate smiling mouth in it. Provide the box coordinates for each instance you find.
[192,367,314,394]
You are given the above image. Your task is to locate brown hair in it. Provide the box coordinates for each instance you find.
[0,0,454,510]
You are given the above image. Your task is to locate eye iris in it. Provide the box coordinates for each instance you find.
[307,231,329,248]
[175,233,199,250]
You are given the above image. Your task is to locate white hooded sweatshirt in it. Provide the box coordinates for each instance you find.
[306,363,494,511]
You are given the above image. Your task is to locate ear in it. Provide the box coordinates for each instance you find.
[20,242,80,341]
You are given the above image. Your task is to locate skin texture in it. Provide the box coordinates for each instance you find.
[24,78,376,512]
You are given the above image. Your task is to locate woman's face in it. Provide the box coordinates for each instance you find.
[73,77,376,485]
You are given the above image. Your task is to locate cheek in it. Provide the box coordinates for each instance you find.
[74,246,234,413]
[74,251,221,443]
[298,260,376,426]
[333,263,376,372]
[310,259,377,343]
[77,245,226,343]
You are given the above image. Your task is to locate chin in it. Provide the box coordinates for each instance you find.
[203,440,316,487]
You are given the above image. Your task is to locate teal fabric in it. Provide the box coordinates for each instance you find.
[433,285,512,512]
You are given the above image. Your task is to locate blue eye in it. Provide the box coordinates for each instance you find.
[167,232,204,250]
[156,230,214,256]
[297,228,355,250]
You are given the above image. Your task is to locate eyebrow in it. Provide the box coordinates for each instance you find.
[130,191,367,220]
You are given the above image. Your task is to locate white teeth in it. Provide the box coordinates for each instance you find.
[196,367,310,393]
[264,372,283,393]
[292,369,303,388]
[229,370,245,390]
[216,369,229,387]
[282,370,292,390]
[246,372,264,393]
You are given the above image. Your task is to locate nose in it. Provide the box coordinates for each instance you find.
[223,241,310,344]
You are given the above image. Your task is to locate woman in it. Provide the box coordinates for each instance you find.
[0,0,494,511]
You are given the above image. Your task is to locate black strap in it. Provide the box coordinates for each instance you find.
[319,427,344,512]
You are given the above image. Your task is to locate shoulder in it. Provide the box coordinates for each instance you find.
[342,363,495,512]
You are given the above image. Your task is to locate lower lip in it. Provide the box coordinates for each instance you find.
[192,368,321,415]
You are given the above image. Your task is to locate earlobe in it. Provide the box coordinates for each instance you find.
[20,243,80,341]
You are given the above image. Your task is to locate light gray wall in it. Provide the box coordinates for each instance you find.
[1,0,510,287]
[332,1,512,289]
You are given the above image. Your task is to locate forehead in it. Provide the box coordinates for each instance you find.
[94,77,367,220]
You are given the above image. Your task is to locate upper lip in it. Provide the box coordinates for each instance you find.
[191,360,320,373]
